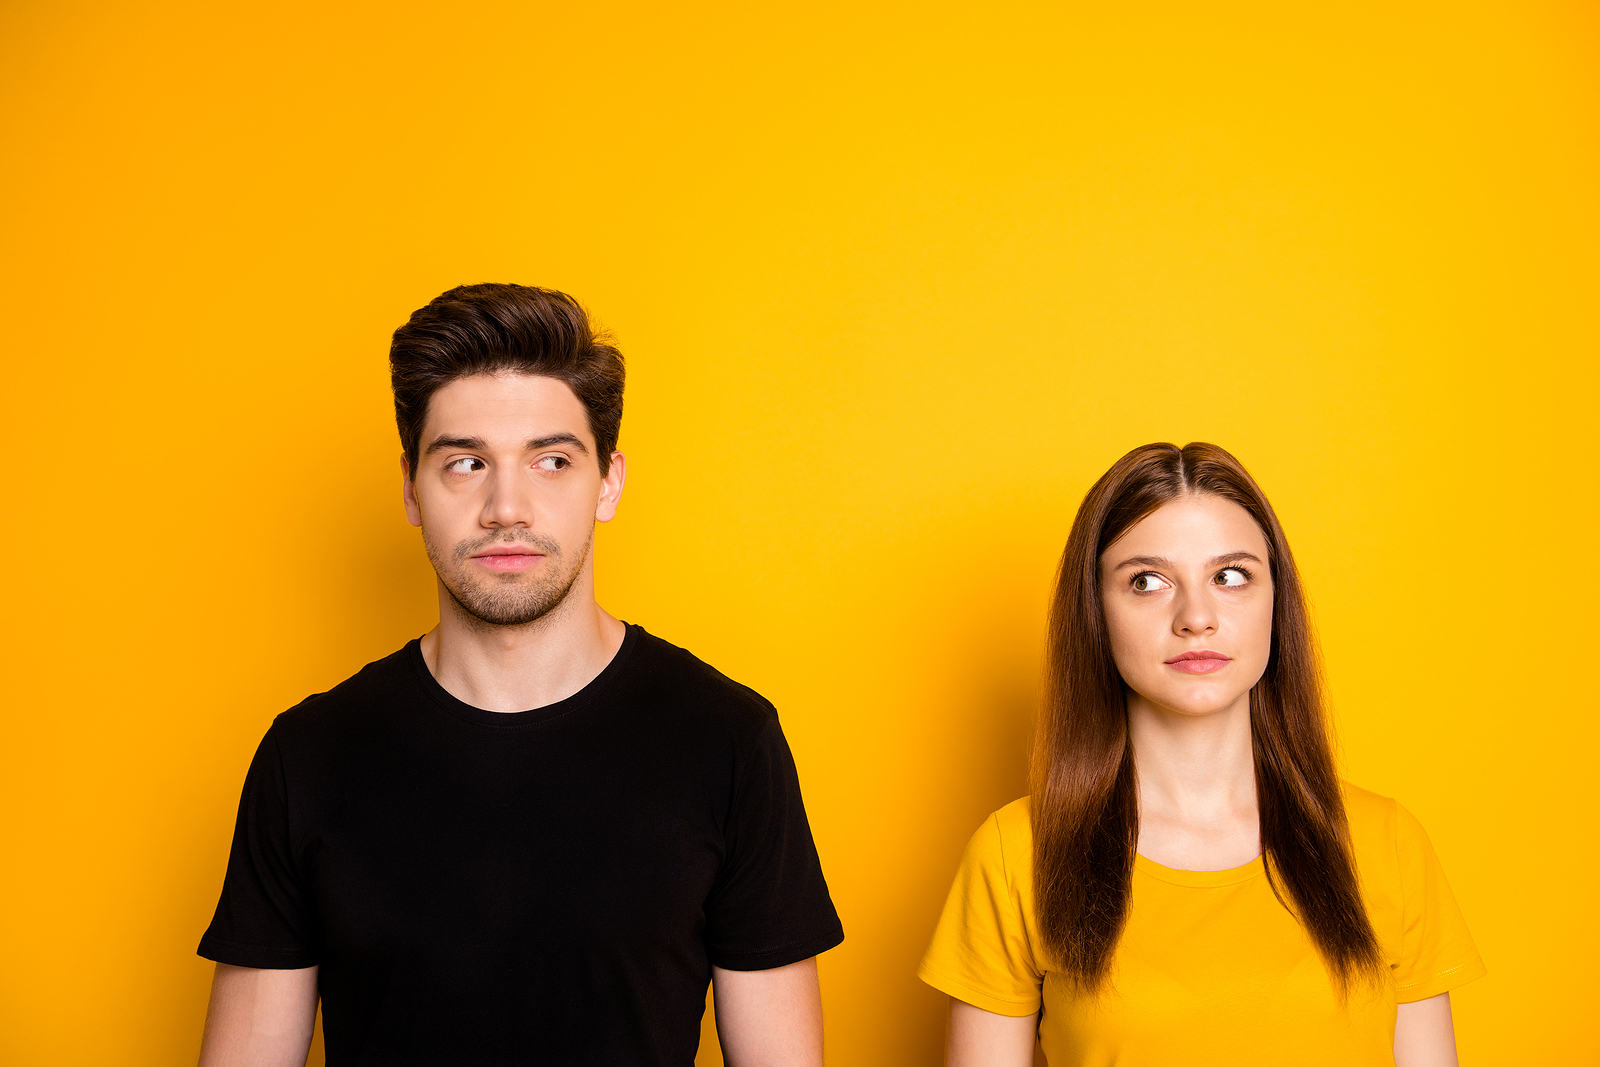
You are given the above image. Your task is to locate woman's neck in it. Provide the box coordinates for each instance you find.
[1127,690,1261,871]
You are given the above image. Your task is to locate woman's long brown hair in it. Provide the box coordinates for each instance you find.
[1031,442,1381,993]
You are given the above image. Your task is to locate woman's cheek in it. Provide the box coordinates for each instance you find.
[1240,599,1274,674]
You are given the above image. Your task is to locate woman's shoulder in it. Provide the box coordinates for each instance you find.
[1340,780,1400,840]
[992,795,1032,837]
[959,797,1034,883]
[1338,779,1446,908]
[1340,780,1435,855]
[1338,781,1486,994]
[1340,780,1410,866]
[992,796,1034,858]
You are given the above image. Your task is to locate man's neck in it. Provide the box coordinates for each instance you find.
[419,575,628,713]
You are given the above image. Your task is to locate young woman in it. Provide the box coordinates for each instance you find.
[919,442,1484,1067]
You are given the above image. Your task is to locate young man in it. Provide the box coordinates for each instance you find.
[197,284,843,1066]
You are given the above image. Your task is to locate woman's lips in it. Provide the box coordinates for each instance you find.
[1165,650,1231,675]
[473,553,543,572]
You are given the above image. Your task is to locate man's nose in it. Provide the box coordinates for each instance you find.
[481,465,536,529]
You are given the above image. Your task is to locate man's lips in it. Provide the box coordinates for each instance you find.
[471,548,545,573]
[1164,650,1231,675]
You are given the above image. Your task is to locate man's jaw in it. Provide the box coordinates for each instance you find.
[427,527,591,631]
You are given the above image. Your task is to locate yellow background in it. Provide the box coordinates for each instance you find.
[1,2,1595,1064]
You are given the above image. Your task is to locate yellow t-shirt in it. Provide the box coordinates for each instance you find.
[918,785,1485,1066]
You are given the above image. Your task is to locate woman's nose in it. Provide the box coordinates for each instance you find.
[1173,588,1219,637]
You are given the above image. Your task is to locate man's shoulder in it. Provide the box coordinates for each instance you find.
[270,640,421,736]
[624,625,779,731]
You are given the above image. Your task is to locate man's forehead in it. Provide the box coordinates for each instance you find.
[423,373,592,443]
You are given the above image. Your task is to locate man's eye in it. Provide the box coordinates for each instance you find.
[1131,573,1172,593]
[534,455,569,472]
[1215,567,1250,587]
[446,457,484,474]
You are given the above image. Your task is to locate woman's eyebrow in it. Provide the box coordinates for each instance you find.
[1113,555,1172,570]
[1111,551,1265,571]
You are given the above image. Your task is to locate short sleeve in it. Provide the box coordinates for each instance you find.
[197,723,319,968]
[703,716,844,970]
[918,809,1043,1017]
[1391,802,1486,1001]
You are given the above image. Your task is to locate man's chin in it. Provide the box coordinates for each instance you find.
[443,574,573,629]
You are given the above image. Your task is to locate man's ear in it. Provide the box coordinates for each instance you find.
[595,451,627,523]
[401,454,423,528]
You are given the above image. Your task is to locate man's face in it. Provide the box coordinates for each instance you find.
[402,373,625,628]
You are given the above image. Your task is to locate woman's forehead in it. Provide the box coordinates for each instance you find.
[1103,495,1267,561]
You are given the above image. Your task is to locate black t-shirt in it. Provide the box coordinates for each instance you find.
[198,624,843,1066]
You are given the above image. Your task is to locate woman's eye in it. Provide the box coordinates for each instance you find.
[1131,573,1172,593]
[446,457,484,475]
[534,455,569,472]
[1215,567,1250,587]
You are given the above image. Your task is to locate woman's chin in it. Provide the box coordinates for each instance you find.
[1131,688,1252,722]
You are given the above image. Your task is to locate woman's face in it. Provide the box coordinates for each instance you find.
[1099,494,1275,719]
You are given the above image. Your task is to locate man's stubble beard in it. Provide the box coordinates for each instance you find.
[424,527,593,630]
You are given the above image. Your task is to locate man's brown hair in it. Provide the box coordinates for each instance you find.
[390,284,625,477]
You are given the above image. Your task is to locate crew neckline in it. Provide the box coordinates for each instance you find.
[1134,852,1265,888]
[406,622,641,728]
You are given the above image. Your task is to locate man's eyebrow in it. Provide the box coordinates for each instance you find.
[526,433,588,453]
[424,435,487,455]
[422,433,590,455]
